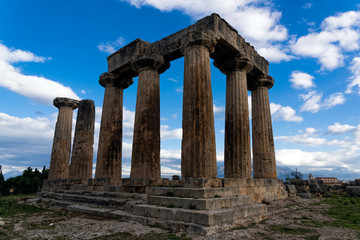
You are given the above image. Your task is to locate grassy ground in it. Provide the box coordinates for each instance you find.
[0,192,360,239]
[321,192,360,231]
[0,194,46,218]
[0,194,50,239]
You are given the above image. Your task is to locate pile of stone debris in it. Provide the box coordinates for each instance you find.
[285,179,330,198]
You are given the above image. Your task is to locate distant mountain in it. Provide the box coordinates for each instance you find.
[304,167,360,181]
[276,166,294,180]
[216,165,360,181]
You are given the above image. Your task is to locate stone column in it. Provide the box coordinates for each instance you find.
[250,75,277,179]
[48,97,79,180]
[69,99,95,180]
[181,32,217,178]
[95,72,133,185]
[216,57,253,178]
[130,56,169,180]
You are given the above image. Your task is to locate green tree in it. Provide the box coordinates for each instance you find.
[290,169,303,180]
[0,165,4,195]
[0,166,49,195]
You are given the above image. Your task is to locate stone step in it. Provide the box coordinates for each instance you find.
[145,187,240,198]
[41,192,146,209]
[133,203,267,227]
[50,189,146,200]
[34,197,267,235]
[147,195,251,210]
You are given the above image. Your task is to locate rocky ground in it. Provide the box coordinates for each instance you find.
[0,196,359,240]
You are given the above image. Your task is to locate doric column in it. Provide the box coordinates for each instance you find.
[95,72,133,185]
[250,75,277,179]
[49,97,79,180]
[181,32,217,178]
[130,56,169,180]
[69,99,95,180]
[216,57,253,178]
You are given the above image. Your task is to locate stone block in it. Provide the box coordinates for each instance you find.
[145,187,240,199]
[346,186,360,196]
[133,203,267,226]
[182,178,222,188]
[147,195,252,210]
[103,185,124,192]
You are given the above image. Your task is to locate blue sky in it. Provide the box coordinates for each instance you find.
[1,0,360,178]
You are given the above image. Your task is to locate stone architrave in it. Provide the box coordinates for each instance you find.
[216,57,253,178]
[250,75,277,179]
[181,32,218,179]
[68,99,95,180]
[95,72,133,185]
[130,56,169,180]
[48,97,79,180]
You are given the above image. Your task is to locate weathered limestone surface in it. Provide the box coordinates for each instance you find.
[95,72,133,185]
[130,56,169,180]
[49,97,79,180]
[181,33,217,178]
[216,57,253,178]
[107,14,268,78]
[250,75,277,179]
[69,99,95,180]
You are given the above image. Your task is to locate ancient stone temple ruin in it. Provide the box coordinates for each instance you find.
[41,13,288,235]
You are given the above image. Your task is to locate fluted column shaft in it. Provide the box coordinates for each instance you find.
[130,57,169,179]
[181,38,217,178]
[49,98,79,180]
[69,99,95,180]
[251,75,277,179]
[217,58,253,178]
[95,73,133,185]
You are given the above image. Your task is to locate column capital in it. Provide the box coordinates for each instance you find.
[99,72,134,89]
[131,55,170,74]
[215,57,253,75]
[53,97,79,110]
[181,31,218,54]
[249,75,274,91]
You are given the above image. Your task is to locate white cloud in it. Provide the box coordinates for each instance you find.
[299,91,345,113]
[249,95,302,122]
[302,3,312,9]
[276,127,349,147]
[323,92,345,109]
[322,11,360,31]
[160,149,181,160]
[270,103,303,122]
[327,122,357,134]
[291,11,360,71]
[123,107,136,140]
[300,91,323,113]
[289,71,315,89]
[121,0,288,49]
[0,43,80,105]
[346,57,360,94]
[168,77,179,83]
[213,104,225,114]
[97,37,126,54]
[0,44,47,63]
[0,112,54,140]
[276,148,349,168]
[0,112,58,176]
[161,125,182,140]
[257,46,295,63]
[275,123,360,171]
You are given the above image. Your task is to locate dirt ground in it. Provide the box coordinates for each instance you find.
[1,196,359,240]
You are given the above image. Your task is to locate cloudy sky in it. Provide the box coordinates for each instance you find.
[1,0,360,178]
